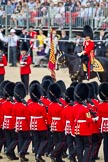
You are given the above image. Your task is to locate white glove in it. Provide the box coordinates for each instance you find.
[93,116,99,122]
[77,53,82,56]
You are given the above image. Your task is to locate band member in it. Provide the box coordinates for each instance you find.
[20,42,32,94]
[28,83,48,162]
[13,82,31,162]
[98,82,108,162]
[1,81,18,160]
[48,83,65,162]
[0,42,7,83]
[78,25,95,80]
[71,83,98,162]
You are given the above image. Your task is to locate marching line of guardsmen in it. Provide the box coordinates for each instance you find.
[0,75,108,162]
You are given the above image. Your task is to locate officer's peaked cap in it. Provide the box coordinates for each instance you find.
[30,84,42,102]
[74,83,89,102]
[14,82,26,102]
[83,25,93,39]
[48,83,61,102]
[99,82,108,101]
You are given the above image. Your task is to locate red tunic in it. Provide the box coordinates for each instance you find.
[12,102,30,131]
[83,40,95,62]
[71,102,94,136]
[98,102,108,132]
[0,54,7,74]
[87,103,100,134]
[28,102,48,131]
[20,55,32,74]
[48,102,65,132]
[0,98,6,128]
[1,100,15,129]
[62,104,75,135]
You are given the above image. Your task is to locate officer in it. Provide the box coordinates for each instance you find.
[1,81,18,160]
[28,83,48,162]
[48,83,65,162]
[98,82,108,162]
[78,25,95,80]
[13,82,31,162]
[19,42,32,94]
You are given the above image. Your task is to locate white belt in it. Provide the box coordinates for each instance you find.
[52,117,61,120]
[102,117,108,120]
[66,120,70,123]
[77,120,86,123]
[4,115,12,119]
[31,116,43,119]
[16,117,26,120]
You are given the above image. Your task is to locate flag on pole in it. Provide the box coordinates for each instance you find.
[48,29,56,81]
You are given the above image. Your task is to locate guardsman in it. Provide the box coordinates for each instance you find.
[98,82,108,162]
[71,83,98,162]
[78,25,95,80]
[48,83,65,162]
[41,79,53,156]
[13,82,31,162]
[0,42,7,84]
[0,80,10,159]
[87,83,101,162]
[62,86,77,162]
[28,83,48,162]
[1,81,18,160]
[20,42,32,94]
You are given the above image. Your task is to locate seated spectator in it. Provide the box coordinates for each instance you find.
[0,7,5,26]
[11,1,22,28]
[33,45,47,67]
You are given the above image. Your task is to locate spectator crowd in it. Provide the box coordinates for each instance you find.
[0,0,108,29]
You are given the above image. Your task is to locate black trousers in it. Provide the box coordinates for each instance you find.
[32,130,48,157]
[0,129,6,153]
[75,135,92,162]
[21,74,29,94]
[5,129,18,157]
[66,134,76,159]
[18,131,31,157]
[51,131,65,161]
[0,74,4,84]
[103,132,108,162]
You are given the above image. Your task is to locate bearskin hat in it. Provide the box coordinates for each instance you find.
[42,75,54,84]
[65,86,74,103]
[48,83,61,102]
[56,80,66,94]
[87,83,95,99]
[83,25,93,39]
[21,42,28,52]
[30,84,42,102]
[14,82,26,102]
[91,81,99,97]
[0,80,10,98]
[29,80,40,89]
[42,79,52,97]
[99,82,108,101]
[3,82,15,98]
[70,81,79,88]
[74,83,89,102]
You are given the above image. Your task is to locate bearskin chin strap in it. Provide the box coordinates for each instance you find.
[100,91,108,100]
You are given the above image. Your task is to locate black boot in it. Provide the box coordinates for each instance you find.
[20,155,29,162]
